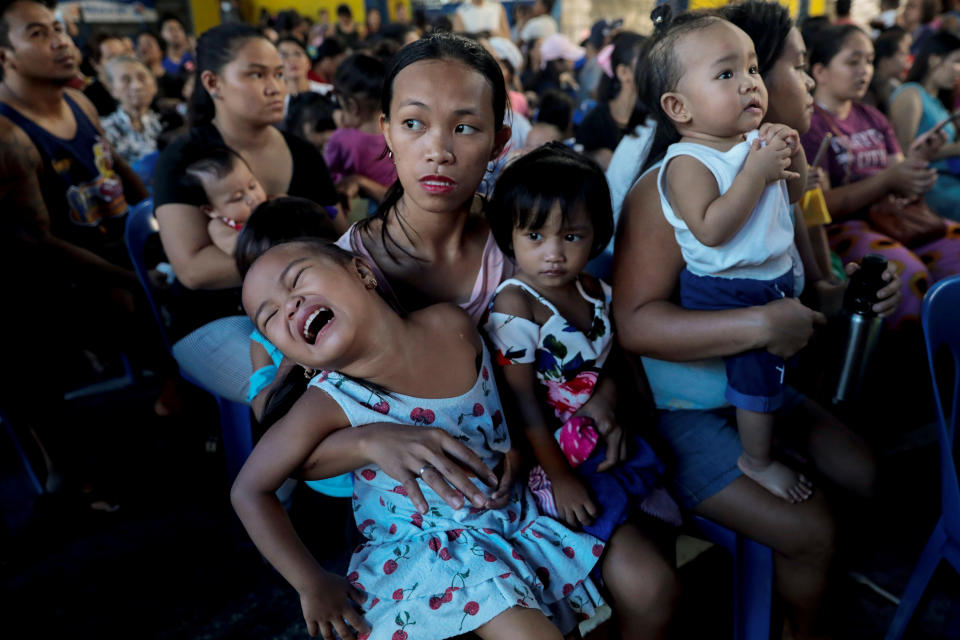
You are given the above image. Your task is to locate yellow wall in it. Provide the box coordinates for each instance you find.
[687,0,826,18]
[191,0,222,35]
[240,0,412,25]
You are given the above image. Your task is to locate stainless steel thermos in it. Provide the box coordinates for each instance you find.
[833,254,888,404]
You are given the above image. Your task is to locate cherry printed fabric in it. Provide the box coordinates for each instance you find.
[307,343,606,640]
[484,278,613,422]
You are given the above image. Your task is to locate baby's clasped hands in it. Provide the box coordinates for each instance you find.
[747,123,802,183]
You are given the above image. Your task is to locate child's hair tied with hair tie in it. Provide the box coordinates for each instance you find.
[651,4,672,32]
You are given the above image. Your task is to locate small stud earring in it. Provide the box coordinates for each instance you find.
[211,91,221,99]
[366,278,378,289]
[303,366,315,379]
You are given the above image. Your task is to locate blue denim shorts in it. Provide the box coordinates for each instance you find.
[681,269,795,412]
[655,387,804,509]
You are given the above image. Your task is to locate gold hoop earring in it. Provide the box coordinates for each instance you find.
[303,367,315,379]
[366,278,378,290]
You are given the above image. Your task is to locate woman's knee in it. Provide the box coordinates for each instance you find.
[775,498,836,565]
[793,399,879,499]
[696,478,836,566]
[602,526,679,619]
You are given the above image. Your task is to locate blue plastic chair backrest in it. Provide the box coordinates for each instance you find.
[921,274,960,541]
[131,150,159,190]
[123,198,171,353]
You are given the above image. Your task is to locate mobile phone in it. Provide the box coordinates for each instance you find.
[931,111,960,135]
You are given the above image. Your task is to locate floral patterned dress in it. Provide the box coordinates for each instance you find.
[307,342,606,640]
[484,277,613,424]
[484,278,679,541]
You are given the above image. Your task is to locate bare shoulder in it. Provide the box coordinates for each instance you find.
[491,283,536,321]
[664,154,713,186]
[623,168,660,217]
[265,384,350,457]
[420,303,482,352]
[0,116,41,171]
[286,384,349,431]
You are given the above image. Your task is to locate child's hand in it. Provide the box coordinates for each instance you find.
[207,217,239,256]
[299,571,370,639]
[336,174,362,201]
[804,166,827,193]
[595,420,629,472]
[488,448,522,509]
[745,134,798,184]
[572,379,625,471]
[759,122,800,152]
[552,472,597,529]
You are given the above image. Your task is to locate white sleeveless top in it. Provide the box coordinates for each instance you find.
[456,0,502,34]
[657,130,794,280]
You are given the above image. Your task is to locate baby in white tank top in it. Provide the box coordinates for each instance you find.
[648,13,813,504]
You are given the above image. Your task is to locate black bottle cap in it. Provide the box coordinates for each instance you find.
[843,253,888,315]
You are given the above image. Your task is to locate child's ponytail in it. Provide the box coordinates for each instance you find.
[650,4,674,33]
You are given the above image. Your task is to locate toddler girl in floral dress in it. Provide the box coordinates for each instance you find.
[484,144,680,548]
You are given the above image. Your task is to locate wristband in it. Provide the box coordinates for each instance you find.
[246,364,279,404]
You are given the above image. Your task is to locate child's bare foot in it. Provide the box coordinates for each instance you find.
[737,454,813,503]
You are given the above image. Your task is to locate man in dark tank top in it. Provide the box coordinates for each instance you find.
[0,0,147,271]
[0,0,158,497]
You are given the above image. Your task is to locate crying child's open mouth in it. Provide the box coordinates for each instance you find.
[303,307,334,344]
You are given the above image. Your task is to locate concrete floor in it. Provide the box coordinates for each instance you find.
[2,374,959,639]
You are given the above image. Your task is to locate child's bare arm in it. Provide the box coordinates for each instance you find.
[489,288,597,527]
[230,389,367,637]
[337,174,389,203]
[501,362,572,482]
[206,217,239,256]
[666,138,792,247]
[501,361,597,528]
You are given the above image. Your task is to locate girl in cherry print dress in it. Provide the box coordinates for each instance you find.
[233,240,606,640]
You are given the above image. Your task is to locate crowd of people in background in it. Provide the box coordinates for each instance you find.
[2,0,959,637]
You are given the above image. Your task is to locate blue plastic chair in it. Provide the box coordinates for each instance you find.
[2,412,44,496]
[131,150,159,193]
[124,198,253,482]
[885,274,960,640]
[691,515,774,640]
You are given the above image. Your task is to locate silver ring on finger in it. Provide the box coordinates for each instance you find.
[418,463,436,478]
